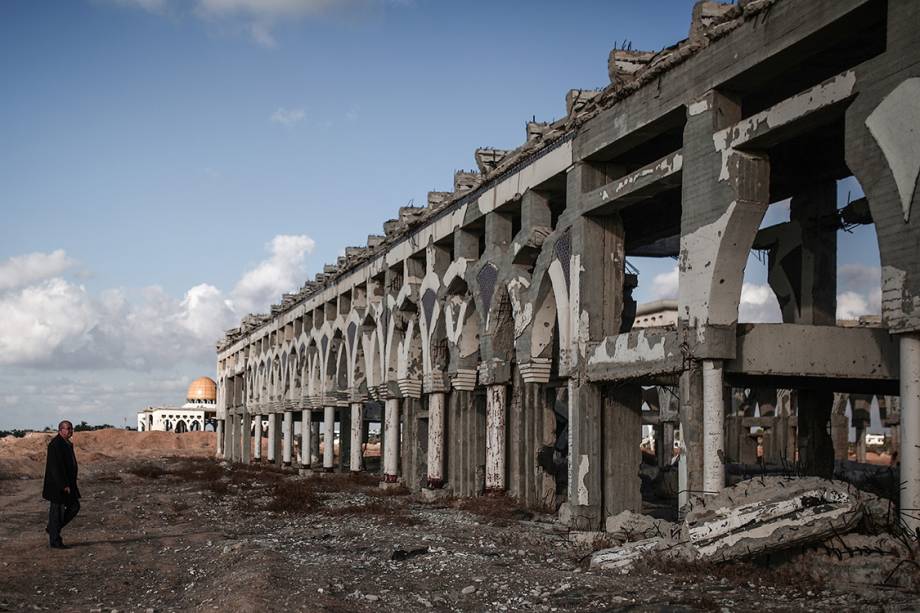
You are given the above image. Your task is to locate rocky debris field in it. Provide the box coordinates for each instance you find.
[1,454,919,612]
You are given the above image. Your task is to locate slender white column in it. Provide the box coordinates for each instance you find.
[282,411,293,465]
[900,333,920,532]
[254,415,263,460]
[323,406,335,471]
[427,392,446,488]
[702,360,725,494]
[215,420,224,458]
[485,384,506,492]
[267,413,277,463]
[350,402,364,472]
[300,410,312,468]
[384,398,401,482]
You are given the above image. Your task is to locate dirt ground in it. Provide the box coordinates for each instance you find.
[0,431,917,612]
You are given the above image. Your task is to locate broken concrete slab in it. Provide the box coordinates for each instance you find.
[590,538,668,573]
[592,476,873,572]
[683,477,865,561]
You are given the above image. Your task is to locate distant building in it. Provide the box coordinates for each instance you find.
[632,300,678,329]
[137,377,217,432]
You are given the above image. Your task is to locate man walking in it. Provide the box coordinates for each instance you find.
[42,420,80,549]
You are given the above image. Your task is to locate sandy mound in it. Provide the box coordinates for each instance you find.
[0,429,215,479]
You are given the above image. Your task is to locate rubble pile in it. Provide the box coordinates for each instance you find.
[591,476,919,589]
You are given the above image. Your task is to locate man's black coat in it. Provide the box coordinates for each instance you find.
[42,434,80,504]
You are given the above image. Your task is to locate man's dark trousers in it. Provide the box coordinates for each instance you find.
[48,499,80,546]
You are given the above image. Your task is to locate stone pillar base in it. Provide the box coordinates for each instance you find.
[379,480,402,490]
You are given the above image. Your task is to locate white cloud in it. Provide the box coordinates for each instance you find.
[197,0,338,17]
[837,291,873,320]
[231,234,315,314]
[103,0,168,13]
[270,107,305,126]
[738,283,782,323]
[250,21,278,47]
[836,263,881,320]
[197,0,345,46]
[649,266,678,301]
[99,0,410,46]
[838,263,879,290]
[0,249,76,291]
[0,278,97,365]
[0,234,313,371]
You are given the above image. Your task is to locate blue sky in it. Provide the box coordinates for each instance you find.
[0,0,881,429]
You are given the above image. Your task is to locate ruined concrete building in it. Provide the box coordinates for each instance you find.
[215,0,920,531]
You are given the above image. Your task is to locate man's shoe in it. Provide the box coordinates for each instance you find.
[50,542,69,549]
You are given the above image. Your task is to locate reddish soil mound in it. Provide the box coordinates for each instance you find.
[0,429,215,479]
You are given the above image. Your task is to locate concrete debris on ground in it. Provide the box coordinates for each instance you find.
[604,509,676,544]
[3,456,919,610]
[591,476,917,580]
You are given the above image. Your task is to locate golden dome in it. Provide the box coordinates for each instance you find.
[187,376,217,402]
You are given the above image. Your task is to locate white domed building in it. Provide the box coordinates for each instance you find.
[137,377,218,432]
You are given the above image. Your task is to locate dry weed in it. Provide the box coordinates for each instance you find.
[455,494,527,525]
[127,463,166,480]
[266,480,319,514]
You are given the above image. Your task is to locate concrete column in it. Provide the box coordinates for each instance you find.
[485,384,506,493]
[226,415,237,462]
[852,395,871,464]
[679,364,704,509]
[702,360,725,494]
[215,419,224,458]
[282,411,293,466]
[426,392,446,488]
[300,410,312,469]
[338,406,351,473]
[323,406,335,471]
[350,402,364,472]
[221,416,230,460]
[900,333,920,532]
[310,422,321,465]
[603,384,643,517]
[272,413,283,466]
[241,412,252,464]
[254,415,263,461]
[223,417,233,461]
[383,397,400,482]
[565,380,604,529]
[266,413,277,464]
[234,415,243,462]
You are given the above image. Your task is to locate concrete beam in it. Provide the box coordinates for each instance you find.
[586,328,683,382]
[581,151,683,215]
[727,323,899,381]
[588,324,900,386]
[715,70,856,153]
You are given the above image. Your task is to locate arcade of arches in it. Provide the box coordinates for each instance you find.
[216,0,920,532]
